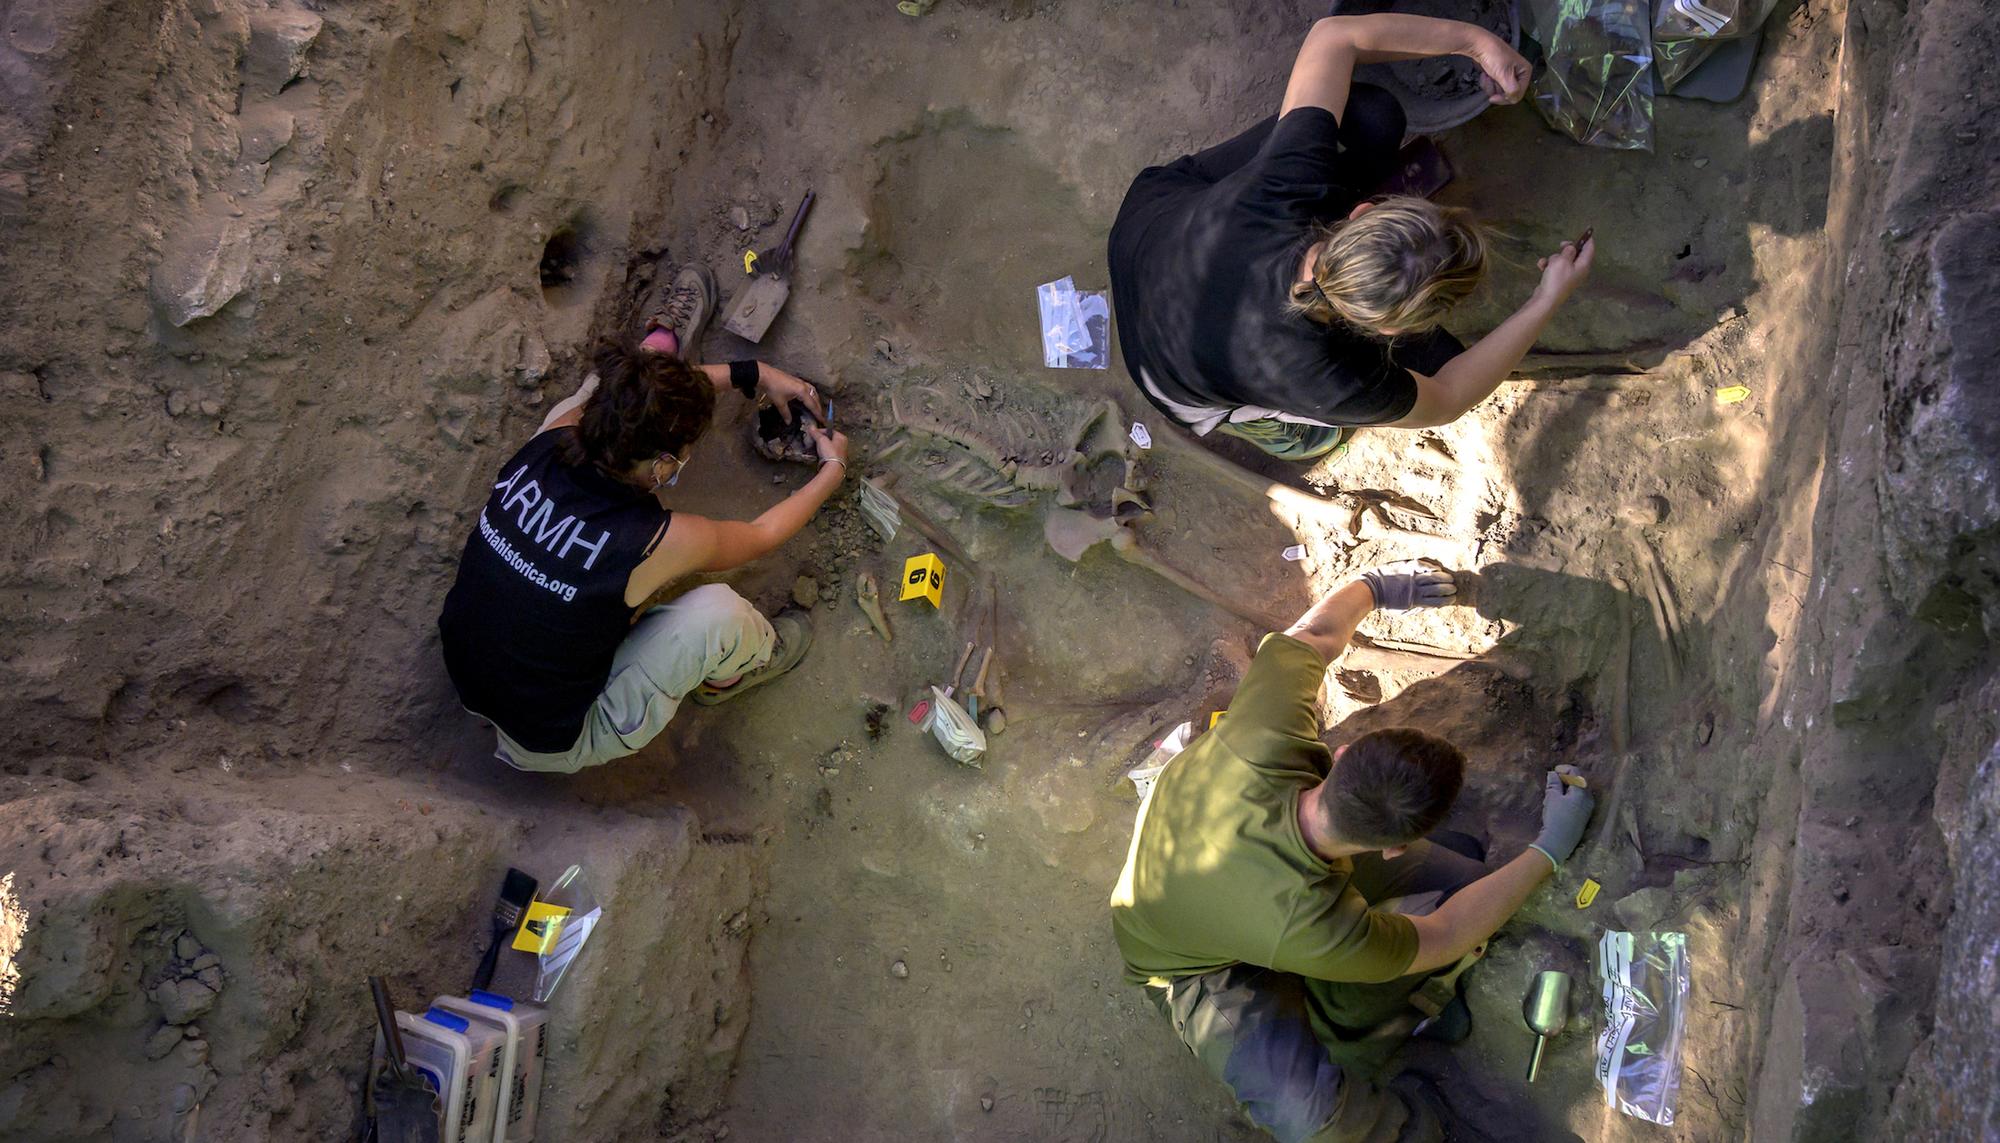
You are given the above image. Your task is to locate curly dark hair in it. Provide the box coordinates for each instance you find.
[1318,727,1466,849]
[556,341,715,476]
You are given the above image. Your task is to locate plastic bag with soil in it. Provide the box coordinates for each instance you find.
[1528,0,1656,150]
[1650,0,1781,90]
[1594,929,1690,1124]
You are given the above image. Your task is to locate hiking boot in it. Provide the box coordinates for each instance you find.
[690,610,811,705]
[1413,994,1472,1045]
[640,263,717,365]
[1430,829,1488,864]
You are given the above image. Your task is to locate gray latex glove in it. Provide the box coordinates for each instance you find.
[1528,764,1597,871]
[1360,561,1458,610]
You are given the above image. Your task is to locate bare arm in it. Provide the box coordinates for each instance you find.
[697,361,826,423]
[535,374,597,435]
[1388,237,1597,429]
[1283,15,1526,120]
[622,430,849,606]
[1283,579,1377,664]
[1403,849,1552,973]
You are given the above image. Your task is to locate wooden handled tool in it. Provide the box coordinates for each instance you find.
[722,189,815,343]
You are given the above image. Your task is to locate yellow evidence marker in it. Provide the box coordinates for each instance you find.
[741,249,759,275]
[1575,878,1602,909]
[1715,384,1751,405]
[1209,711,1225,729]
[511,900,572,954]
[899,553,945,607]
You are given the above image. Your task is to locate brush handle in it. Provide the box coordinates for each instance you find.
[370,976,409,1077]
[773,189,815,271]
[1527,1035,1547,1083]
[470,924,507,993]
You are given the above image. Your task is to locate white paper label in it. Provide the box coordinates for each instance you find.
[1129,422,1152,449]
[1281,544,1307,562]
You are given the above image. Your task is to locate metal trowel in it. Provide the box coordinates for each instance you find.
[722,189,814,343]
[1524,970,1571,1083]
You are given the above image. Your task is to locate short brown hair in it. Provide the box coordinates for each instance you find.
[556,341,715,474]
[1320,727,1465,848]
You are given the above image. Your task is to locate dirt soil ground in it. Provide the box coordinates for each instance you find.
[2,0,1996,1141]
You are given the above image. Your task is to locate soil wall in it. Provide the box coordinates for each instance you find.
[1,0,761,1138]
[1743,0,2000,1139]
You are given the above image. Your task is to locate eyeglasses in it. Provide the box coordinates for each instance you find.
[654,448,691,489]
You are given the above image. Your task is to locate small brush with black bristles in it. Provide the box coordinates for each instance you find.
[470,867,538,993]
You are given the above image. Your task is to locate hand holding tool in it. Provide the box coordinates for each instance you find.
[1359,561,1458,610]
[1529,765,1598,870]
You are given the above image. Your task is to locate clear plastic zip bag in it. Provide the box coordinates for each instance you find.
[1652,0,1781,90]
[1529,0,1656,150]
[527,865,602,1004]
[1594,930,1690,1124]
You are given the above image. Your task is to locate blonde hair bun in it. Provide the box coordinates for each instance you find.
[1291,197,1487,337]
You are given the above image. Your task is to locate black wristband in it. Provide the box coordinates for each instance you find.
[729,360,760,399]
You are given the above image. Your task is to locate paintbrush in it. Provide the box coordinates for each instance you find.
[470,868,537,993]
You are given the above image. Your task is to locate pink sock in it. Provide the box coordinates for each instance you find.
[641,328,679,355]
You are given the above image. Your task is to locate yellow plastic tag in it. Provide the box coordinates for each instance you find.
[899,553,945,607]
[1715,384,1751,405]
[511,900,572,953]
[1575,878,1602,909]
[1208,711,1224,728]
[741,249,759,275]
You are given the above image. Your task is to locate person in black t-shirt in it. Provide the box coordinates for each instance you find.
[1109,13,1597,462]
[437,266,850,773]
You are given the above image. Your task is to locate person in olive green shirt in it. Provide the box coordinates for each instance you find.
[1110,566,1598,1143]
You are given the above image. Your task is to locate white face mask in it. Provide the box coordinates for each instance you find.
[652,449,688,491]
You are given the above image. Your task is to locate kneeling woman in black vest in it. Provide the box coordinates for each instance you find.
[438,340,846,773]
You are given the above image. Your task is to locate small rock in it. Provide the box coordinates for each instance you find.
[196,965,223,991]
[152,218,254,327]
[873,337,894,360]
[190,953,220,971]
[144,1024,185,1061]
[151,976,217,1025]
[245,9,324,95]
[174,932,202,961]
[237,106,296,166]
[1691,157,1710,169]
[1613,887,1675,931]
[792,576,820,609]
[171,1035,209,1069]
[171,1083,197,1114]
[980,1096,994,1113]
[166,390,192,417]
[890,959,909,979]
[730,205,751,231]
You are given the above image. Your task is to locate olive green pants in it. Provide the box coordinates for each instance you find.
[1147,840,1485,1143]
